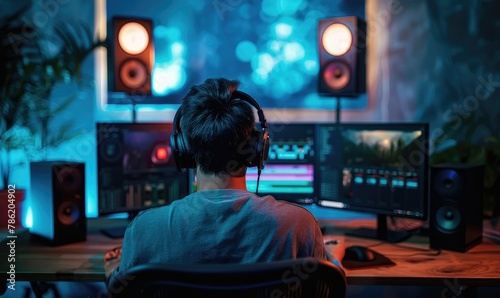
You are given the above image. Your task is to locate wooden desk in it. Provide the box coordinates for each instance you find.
[0,218,124,283]
[320,218,500,287]
[1,218,499,286]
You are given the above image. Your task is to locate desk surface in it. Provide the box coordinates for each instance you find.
[320,218,500,286]
[1,217,499,285]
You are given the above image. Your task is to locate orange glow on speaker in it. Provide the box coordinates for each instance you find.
[322,23,352,56]
[118,22,150,55]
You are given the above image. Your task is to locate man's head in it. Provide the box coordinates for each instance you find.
[177,78,257,176]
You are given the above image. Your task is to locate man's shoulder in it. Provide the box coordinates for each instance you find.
[260,196,318,221]
[127,197,188,227]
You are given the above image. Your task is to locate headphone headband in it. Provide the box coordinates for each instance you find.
[171,89,270,172]
[230,90,268,129]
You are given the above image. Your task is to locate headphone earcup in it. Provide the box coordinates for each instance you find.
[260,131,270,169]
[170,131,196,171]
[246,130,270,170]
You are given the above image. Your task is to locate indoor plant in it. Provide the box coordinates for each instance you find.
[1,3,38,227]
[1,2,103,227]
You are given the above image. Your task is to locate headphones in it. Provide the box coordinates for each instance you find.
[170,90,270,173]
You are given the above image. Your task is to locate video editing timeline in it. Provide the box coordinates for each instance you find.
[97,123,190,215]
[246,123,316,203]
[316,123,428,219]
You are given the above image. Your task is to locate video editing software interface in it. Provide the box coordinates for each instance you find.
[96,121,428,227]
[246,123,317,204]
[316,123,429,220]
[97,122,190,215]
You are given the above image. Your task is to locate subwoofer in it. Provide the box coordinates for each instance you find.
[429,164,484,252]
[30,161,86,246]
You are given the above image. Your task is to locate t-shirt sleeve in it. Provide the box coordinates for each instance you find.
[312,223,327,259]
[107,219,138,285]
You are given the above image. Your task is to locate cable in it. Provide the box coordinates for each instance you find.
[335,96,341,124]
[255,168,261,196]
[366,241,442,257]
[389,216,426,232]
[389,243,442,257]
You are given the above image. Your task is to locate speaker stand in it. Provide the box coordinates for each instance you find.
[335,96,341,124]
[345,214,412,243]
[131,101,137,123]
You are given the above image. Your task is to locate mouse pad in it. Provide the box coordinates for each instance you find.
[341,250,396,269]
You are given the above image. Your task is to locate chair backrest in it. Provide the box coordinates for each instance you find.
[107,257,346,298]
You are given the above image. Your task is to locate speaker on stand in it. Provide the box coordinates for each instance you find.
[30,161,86,246]
[318,16,366,123]
[109,17,154,122]
[429,164,484,252]
[318,16,366,97]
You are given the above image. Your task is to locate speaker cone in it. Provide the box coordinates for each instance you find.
[118,21,150,55]
[119,59,148,89]
[322,23,353,56]
[100,136,124,163]
[323,60,350,90]
[54,166,83,193]
[435,203,461,233]
[433,169,463,197]
[57,201,81,225]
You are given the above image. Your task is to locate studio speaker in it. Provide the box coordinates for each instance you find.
[110,17,154,95]
[318,16,366,97]
[429,164,484,252]
[30,161,86,246]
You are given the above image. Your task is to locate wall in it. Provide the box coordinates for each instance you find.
[367,0,500,151]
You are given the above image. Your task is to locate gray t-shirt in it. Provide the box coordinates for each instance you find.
[109,189,326,282]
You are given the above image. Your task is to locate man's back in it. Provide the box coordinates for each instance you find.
[116,189,325,271]
[105,78,332,283]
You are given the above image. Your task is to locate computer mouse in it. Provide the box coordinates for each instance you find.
[344,245,376,262]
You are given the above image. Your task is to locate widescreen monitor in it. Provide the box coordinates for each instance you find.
[315,123,429,242]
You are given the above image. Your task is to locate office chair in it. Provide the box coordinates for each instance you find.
[106,257,346,298]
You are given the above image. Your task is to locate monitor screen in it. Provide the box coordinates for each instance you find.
[315,123,429,241]
[97,122,191,216]
[246,123,317,204]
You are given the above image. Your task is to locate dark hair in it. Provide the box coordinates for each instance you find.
[179,78,255,175]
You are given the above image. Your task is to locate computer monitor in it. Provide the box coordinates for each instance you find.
[316,122,429,242]
[246,123,317,204]
[96,122,191,237]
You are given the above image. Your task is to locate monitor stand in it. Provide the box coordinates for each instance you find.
[100,211,139,239]
[345,214,412,243]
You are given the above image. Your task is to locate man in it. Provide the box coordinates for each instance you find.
[105,78,343,282]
